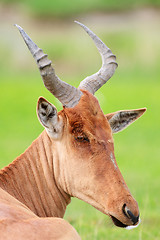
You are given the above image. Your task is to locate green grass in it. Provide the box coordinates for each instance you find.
[0,18,160,239]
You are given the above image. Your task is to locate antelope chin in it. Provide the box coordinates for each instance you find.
[110,215,141,229]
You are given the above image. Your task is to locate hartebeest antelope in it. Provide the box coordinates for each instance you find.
[0,21,146,239]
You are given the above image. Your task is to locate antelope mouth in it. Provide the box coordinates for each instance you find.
[110,215,128,228]
[110,215,140,229]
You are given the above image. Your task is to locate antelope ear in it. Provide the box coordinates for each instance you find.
[37,97,63,139]
[106,108,146,133]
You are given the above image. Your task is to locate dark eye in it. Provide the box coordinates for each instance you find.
[75,135,89,143]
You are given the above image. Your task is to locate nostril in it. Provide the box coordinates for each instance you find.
[122,204,139,225]
[127,209,139,225]
[122,204,129,218]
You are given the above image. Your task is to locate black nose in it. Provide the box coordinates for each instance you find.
[122,204,139,225]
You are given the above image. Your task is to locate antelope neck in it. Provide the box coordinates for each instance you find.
[0,130,71,218]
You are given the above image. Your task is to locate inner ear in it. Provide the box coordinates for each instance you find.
[37,97,63,139]
[105,108,146,133]
[37,98,57,127]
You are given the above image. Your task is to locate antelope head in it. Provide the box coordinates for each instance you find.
[15,22,146,229]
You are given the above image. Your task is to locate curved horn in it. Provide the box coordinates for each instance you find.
[15,24,82,108]
[75,21,118,95]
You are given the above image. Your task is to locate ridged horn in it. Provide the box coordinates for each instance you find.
[15,24,82,108]
[75,21,118,95]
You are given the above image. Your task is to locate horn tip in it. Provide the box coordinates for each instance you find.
[74,20,84,28]
[74,20,94,39]
[74,20,80,24]
[14,24,23,31]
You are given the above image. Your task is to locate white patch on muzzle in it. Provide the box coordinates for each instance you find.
[126,218,141,230]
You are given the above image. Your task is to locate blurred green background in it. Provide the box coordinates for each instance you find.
[0,1,160,239]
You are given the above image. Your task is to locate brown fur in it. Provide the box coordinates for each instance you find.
[0,90,144,239]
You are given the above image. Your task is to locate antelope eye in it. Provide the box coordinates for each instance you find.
[75,135,89,142]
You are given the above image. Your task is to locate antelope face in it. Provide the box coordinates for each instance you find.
[37,91,145,228]
[16,21,146,229]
